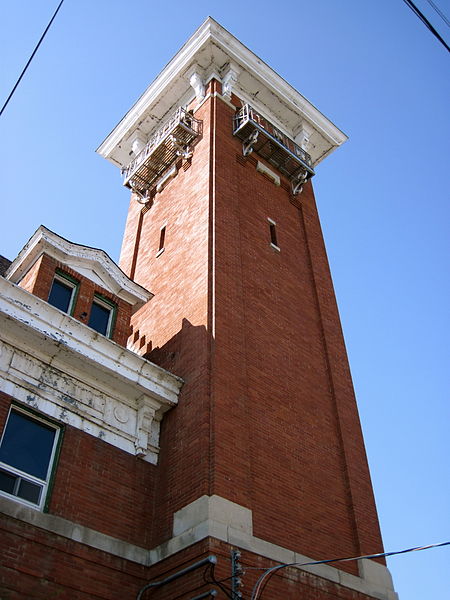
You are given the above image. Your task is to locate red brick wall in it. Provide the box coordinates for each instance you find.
[49,424,157,547]
[0,521,384,600]
[120,84,384,570]
[16,253,132,346]
[0,394,158,547]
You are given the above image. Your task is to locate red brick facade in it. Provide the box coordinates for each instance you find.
[17,252,132,346]
[0,81,389,599]
[120,86,384,567]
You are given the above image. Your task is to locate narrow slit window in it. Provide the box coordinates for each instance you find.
[159,226,166,251]
[157,225,166,256]
[268,219,279,249]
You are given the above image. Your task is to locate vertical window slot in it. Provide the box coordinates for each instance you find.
[268,219,280,250]
[157,225,166,256]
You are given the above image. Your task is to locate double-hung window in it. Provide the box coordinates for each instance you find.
[0,407,61,509]
[88,295,115,337]
[48,271,78,314]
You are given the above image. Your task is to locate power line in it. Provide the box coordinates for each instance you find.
[251,541,450,600]
[0,0,66,118]
[425,0,450,28]
[401,0,450,52]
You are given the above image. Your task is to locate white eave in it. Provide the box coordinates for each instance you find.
[97,17,347,169]
[5,225,152,311]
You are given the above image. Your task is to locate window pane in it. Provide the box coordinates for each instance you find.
[0,411,56,480]
[17,479,42,504]
[88,301,111,335]
[0,468,17,494]
[48,279,74,313]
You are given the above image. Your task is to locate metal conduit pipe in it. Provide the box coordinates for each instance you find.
[190,590,218,599]
[136,555,217,600]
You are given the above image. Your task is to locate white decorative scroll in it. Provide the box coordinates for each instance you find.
[186,65,205,102]
[221,62,240,99]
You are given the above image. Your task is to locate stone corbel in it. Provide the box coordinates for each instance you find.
[186,64,205,103]
[129,129,147,156]
[134,397,158,460]
[294,121,314,153]
[221,62,241,100]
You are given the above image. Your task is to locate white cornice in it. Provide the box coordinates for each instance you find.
[6,226,152,311]
[0,277,182,463]
[97,17,347,169]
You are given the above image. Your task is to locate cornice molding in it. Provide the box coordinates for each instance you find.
[6,226,152,311]
[0,278,182,462]
[97,17,347,169]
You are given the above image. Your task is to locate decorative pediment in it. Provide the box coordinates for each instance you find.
[5,226,152,311]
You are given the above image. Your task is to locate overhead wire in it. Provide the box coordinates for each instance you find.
[0,0,66,117]
[401,0,450,52]
[424,0,450,28]
[251,541,450,600]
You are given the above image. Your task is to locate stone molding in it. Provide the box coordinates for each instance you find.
[1,494,397,600]
[0,277,182,463]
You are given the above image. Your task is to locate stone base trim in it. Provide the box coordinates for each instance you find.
[1,494,398,600]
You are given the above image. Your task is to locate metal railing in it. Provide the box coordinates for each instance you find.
[233,104,313,169]
[121,107,201,187]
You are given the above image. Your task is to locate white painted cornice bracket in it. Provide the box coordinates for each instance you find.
[221,61,241,100]
[186,64,206,104]
[97,17,347,171]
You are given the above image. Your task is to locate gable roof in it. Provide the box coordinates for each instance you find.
[5,226,152,311]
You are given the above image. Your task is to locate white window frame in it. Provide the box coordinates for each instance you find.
[89,295,115,338]
[0,405,60,510]
[48,272,78,315]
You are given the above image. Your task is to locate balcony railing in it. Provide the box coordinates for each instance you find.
[233,104,314,193]
[121,107,202,196]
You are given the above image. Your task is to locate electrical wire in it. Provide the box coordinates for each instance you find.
[425,0,450,28]
[207,563,234,600]
[401,0,450,52]
[251,541,450,600]
[0,0,66,118]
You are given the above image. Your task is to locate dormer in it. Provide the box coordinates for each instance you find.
[5,226,152,347]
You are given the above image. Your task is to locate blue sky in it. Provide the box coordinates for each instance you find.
[1,1,449,598]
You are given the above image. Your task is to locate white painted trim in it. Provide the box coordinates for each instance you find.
[5,225,152,312]
[97,18,347,169]
[0,277,182,463]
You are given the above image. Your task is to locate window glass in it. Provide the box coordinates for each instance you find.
[0,410,56,479]
[88,299,113,336]
[48,276,76,313]
[0,408,59,509]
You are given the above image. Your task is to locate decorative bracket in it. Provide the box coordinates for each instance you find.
[291,169,308,195]
[221,62,241,100]
[242,130,259,157]
[294,121,314,154]
[187,65,205,103]
[135,397,157,457]
[130,183,151,205]
[168,134,193,160]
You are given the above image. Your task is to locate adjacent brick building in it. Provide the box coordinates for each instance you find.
[1,18,397,600]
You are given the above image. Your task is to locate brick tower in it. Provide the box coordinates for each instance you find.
[97,18,397,600]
